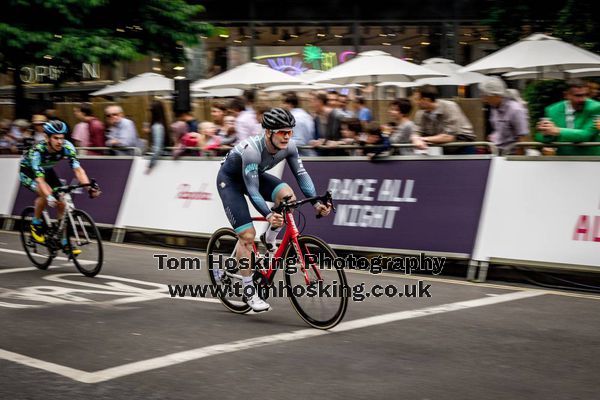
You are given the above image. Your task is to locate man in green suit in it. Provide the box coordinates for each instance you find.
[535,79,600,155]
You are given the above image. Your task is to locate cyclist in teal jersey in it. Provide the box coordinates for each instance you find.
[19,121,100,253]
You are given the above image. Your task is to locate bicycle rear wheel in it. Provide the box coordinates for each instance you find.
[19,206,54,269]
[284,235,348,329]
[206,228,251,314]
[67,209,103,277]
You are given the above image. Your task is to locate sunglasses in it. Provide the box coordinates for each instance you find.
[105,113,120,117]
[273,129,293,137]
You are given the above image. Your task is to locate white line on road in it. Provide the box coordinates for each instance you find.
[0,290,544,384]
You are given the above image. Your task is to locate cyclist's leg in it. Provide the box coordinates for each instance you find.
[216,170,255,274]
[43,169,66,219]
[257,174,296,248]
[20,168,47,242]
[217,171,270,311]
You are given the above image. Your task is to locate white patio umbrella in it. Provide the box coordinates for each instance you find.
[503,67,600,80]
[308,50,446,85]
[376,81,419,88]
[460,33,600,76]
[90,84,126,97]
[90,72,173,96]
[263,69,363,92]
[192,87,243,98]
[414,58,488,86]
[191,62,304,90]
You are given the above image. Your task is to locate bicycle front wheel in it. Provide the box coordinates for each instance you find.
[206,228,251,314]
[67,209,103,277]
[19,206,54,269]
[284,235,348,329]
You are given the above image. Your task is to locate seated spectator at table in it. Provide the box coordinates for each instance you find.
[387,98,427,155]
[282,91,316,156]
[105,105,140,155]
[479,77,529,155]
[414,85,476,154]
[535,79,600,155]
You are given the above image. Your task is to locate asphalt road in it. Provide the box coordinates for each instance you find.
[0,230,598,400]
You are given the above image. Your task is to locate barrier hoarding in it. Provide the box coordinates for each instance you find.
[0,158,20,216]
[11,158,134,225]
[115,158,284,235]
[282,158,492,255]
[472,158,600,268]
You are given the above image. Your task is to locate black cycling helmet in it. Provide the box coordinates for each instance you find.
[261,107,296,130]
[43,120,68,136]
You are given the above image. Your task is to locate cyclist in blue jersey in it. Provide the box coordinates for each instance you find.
[217,108,331,312]
[19,121,100,253]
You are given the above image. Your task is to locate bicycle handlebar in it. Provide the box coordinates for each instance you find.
[53,179,99,195]
[271,191,335,217]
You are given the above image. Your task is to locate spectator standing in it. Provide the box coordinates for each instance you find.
[78,104,106,156]
[105,105,140,155]
[72,106,90,153]
[479,77,530,155]
[282,91,316,156]
[337,94,355,118]
[235,89,261,142]
[31,114,47,143]
[147,101,172,172]
[413,85,475,154]
[387,98,427,155]
[355,96,373,128]
[535,79,600,155]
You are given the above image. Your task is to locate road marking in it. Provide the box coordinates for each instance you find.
[0,290,544,383]
[0,247,95,268]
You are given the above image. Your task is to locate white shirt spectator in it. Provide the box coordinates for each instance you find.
[235,107,261,143]
[290,107,317,156]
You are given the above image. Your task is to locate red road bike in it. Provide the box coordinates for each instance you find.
[207,192,348,329]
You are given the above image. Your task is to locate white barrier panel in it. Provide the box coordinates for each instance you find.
[0,158,21,216]
[473,158,600,267]
[116,158,284,235]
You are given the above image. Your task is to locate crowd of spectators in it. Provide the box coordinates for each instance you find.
[2,80,599,161]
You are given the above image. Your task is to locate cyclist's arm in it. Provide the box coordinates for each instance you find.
[29,148,53,197]
[64,140,92,186]
[286,143,317,200]
[242,152,272,217]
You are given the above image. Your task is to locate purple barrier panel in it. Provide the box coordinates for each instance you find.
[12,159,133,225]
[283,159,491,255]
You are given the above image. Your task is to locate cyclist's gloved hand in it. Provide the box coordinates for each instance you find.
[314,201,331,217]
[267,212,284,228]
[46,194,57,208]
[88,186,101,199]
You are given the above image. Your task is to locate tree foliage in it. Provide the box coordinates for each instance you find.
[485,0,597,51]
[0,0,214,74]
